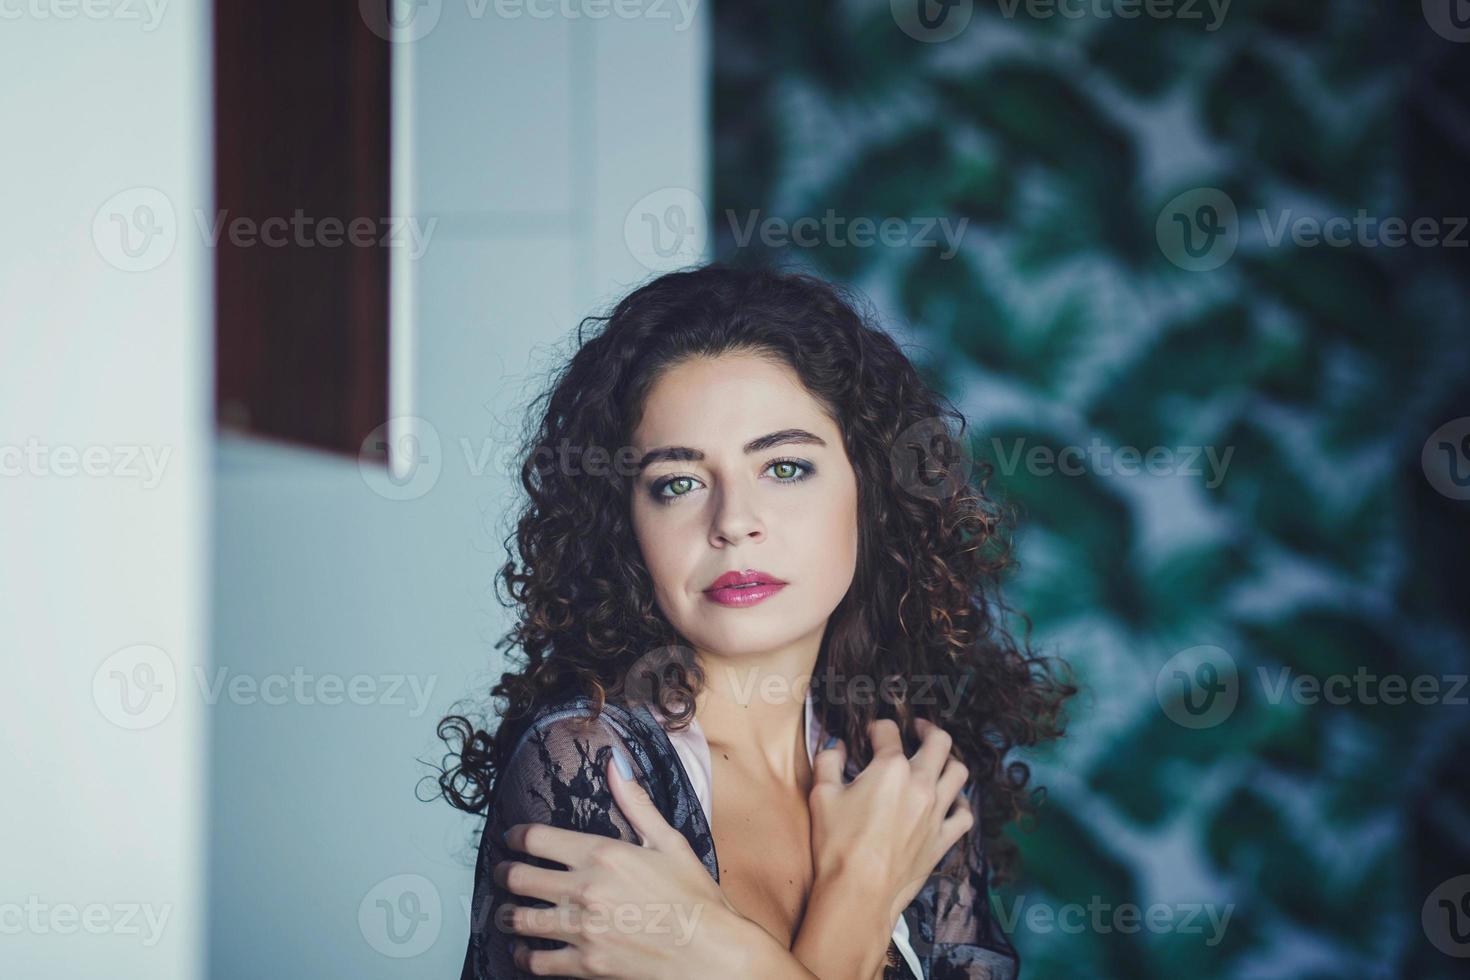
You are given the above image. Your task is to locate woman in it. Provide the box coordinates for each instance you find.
[437,263,1075,978]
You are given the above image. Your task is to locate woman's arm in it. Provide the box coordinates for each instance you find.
[789,718,979,980]
[469,710,828,980]
[463,711,665,980]
[791,864,901,980]
[499,811,822,979]
[472,712,974,980]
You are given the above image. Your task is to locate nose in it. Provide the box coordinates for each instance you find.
[708,483,765,547]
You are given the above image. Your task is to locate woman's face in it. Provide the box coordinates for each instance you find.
[628,352,859,664]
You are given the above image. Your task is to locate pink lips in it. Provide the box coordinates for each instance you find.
[702,568,787,607]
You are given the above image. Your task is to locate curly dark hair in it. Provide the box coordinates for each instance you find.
[433,261,1075,883]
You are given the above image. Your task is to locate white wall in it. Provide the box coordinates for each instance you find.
[207,7,709,979]
[0,3,211,979]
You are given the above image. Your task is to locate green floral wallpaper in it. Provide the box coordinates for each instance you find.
[712,2,1470,976]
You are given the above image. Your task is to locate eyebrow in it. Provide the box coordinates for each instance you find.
[636,428,828,472]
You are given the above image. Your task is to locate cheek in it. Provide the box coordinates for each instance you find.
[631,503,691,597]
[801,477,859,578]
[837,494,860,571]
[631,505,662,575]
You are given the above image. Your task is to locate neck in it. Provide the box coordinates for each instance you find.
[692,630,821,784]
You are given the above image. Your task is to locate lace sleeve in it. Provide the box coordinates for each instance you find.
[461,708,647,980]
[905,785,1020,980]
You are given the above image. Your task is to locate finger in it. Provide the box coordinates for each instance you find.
[605,744,675,850]
[504,901,577,942]
[504,822,630,870]
[493,860,576,904]
[937,793,975,853]
[934,756,969,812]
[512,940,590,978]
[812,738,847,787]
[909,717,954,781]
[868,718,903,757]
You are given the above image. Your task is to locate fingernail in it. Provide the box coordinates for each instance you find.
[501,828,511,845]
[612,745,633,780]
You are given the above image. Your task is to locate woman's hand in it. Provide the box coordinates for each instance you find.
[495,748,768,980]
[808,717,974,926]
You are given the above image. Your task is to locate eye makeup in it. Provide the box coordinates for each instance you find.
[648,456,816,505]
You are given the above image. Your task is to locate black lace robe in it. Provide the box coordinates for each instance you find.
[461,694,1020,979]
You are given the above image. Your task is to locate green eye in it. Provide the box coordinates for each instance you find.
[650,459,813,505]
[766,458,814,482]
[661,476,697,497]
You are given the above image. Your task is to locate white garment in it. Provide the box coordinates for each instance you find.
[651,690,925,979]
